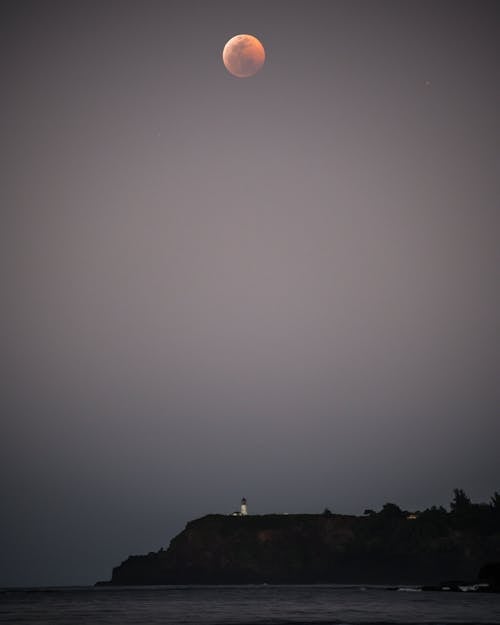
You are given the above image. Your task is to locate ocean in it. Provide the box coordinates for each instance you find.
[1,584,500,625]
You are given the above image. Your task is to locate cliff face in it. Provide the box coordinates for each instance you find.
[106,512,500,585]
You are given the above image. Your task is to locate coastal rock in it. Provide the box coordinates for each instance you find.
[478,562,500,591]
[99,512,500,586]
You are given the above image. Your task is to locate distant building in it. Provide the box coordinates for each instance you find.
[406,513,418,520]
[240,497,248,516]
[231,497,248,516]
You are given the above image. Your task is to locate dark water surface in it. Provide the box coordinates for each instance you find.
[1,585,500,625]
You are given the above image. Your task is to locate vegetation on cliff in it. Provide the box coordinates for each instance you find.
[101,490,500,586]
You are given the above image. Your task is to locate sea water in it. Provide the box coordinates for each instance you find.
[1,584,500,624]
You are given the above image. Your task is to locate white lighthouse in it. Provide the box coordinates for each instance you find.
[240,497,248,516]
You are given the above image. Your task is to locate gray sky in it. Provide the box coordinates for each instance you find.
[1,0,499,586]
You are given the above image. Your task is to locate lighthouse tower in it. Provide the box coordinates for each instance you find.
[240,497,248,516]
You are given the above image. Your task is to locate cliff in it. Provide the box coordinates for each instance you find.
[101,510,500,585]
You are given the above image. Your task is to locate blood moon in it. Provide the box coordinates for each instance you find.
[222,34,265,78]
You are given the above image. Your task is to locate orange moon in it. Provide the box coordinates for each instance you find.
[222,34,265,78]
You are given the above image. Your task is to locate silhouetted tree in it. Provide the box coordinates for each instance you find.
[450,488,471,513]
[490,491,500,510]
[323,508,332,516]
[380,503,404,518]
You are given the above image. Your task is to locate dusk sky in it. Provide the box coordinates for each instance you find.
[1,0,499,586]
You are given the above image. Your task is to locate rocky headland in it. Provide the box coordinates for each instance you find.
[98,492,500,587]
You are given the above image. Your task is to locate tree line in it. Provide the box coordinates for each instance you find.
[353,489,500,534]
[324,489,500,532]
